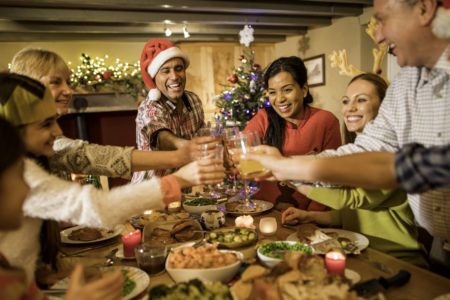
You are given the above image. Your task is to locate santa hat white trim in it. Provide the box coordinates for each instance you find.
[147,46,190,78]
[432,7,450,39]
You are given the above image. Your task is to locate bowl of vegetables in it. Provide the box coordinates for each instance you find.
[206,227,258,249]
[182,197,218,214]
[257,241,312,268]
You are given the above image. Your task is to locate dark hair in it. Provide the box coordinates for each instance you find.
[262,56,313,151]
[343,73,388,144]
[0,116,25,175]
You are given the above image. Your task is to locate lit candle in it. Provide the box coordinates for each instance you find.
[168,201,181,213]
[259,217,277,235]
[325,251,346,276]
[235,215,255,229]
[121,230,142,257]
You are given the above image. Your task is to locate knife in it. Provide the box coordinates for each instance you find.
[350,270,411,297]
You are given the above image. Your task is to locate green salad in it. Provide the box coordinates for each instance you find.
[184,198,217,206]
[149,279,232,300]
[259,242,312,259]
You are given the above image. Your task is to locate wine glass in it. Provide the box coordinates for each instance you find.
[226,131,267,208]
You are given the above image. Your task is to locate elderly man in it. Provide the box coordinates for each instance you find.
[133,39,212,182]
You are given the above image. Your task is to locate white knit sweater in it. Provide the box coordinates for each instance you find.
[0,159,166,283]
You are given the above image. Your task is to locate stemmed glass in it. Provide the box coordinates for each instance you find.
[196,127,225,198]
[225,131,267,208]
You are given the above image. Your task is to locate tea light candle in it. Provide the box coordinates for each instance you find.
[168,201,181,213]
[235,215,255,229]
[325,251,346,276]
[143,210,153,216]
[259,217,277,235]
[121,230,142,257]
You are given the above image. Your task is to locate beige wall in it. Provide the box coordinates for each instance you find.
[274,7,379,134]
[0,8,380,127]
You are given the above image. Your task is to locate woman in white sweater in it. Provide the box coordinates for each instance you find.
[0,73,225,283]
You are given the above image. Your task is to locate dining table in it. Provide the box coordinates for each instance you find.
[56,209,450,300]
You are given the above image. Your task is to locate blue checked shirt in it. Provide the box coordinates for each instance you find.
[396,143,450,194]
[321,47,450,247]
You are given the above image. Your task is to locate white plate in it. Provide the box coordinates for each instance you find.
[51,266,149,300]
[116,248,136,260]
[60,224,124,244]
[286,228,369,254]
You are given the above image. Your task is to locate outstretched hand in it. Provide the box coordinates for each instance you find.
[66,264,123,300]
[185,136,220,160]
[240,145,286,181]
[173,158,225,188]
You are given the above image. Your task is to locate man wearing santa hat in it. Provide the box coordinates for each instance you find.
[133,38,214,182]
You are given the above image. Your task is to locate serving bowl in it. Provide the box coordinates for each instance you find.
[182,197,218,214]
[257,241,312,268]
[165,243,243,283]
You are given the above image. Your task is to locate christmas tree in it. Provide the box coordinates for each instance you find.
[215,26,269,129]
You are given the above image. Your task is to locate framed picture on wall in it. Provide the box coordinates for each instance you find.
[304,54,325,87]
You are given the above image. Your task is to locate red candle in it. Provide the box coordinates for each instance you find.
[121,230,142,257]
[325,251,346,276]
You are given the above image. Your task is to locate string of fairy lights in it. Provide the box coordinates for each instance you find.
[69,53,144,99]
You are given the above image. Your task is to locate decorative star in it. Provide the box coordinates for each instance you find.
[239,25,254,47]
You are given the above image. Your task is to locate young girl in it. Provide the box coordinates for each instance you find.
[244,56,341,210]
[0,116,123,300]
[0,73,224,283]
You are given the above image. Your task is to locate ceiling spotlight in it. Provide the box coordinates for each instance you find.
[183,25,190,39]
[165,27,172,37]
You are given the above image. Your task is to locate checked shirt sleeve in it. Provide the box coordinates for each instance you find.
[395,143,450,193]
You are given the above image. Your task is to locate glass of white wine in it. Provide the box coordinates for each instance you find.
[227,131,267,207]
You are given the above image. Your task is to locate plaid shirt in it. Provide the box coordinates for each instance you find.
[321,47,450,244]
[132,90,204,182]
[396,143,450,194]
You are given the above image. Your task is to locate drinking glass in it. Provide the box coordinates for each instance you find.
[226,131,267,207]
[134,244,167,275]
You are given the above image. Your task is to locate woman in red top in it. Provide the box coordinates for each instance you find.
[244,56,341,210]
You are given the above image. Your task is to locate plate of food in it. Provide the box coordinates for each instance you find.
[286,224,369,254]
[60,224,124,244]
[231,252,364,300]
[224,200,274,216]
[51,266,149,300]
[142,219,203,248]
[205,227,258,249]
[130,210,191,229]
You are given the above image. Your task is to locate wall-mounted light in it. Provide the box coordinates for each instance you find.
[183,25,190,39]
[165,27,172,37]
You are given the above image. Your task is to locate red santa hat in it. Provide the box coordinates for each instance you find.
[432,0,450,39]
[140,38,190,101]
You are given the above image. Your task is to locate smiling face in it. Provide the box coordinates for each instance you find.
[373,0,437,68]
[267,71,308,123]
[40,67,73,116]
[341,79,382,134]
[21,115,62,157]
[154,57,186,102]
[0,159,29,230]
